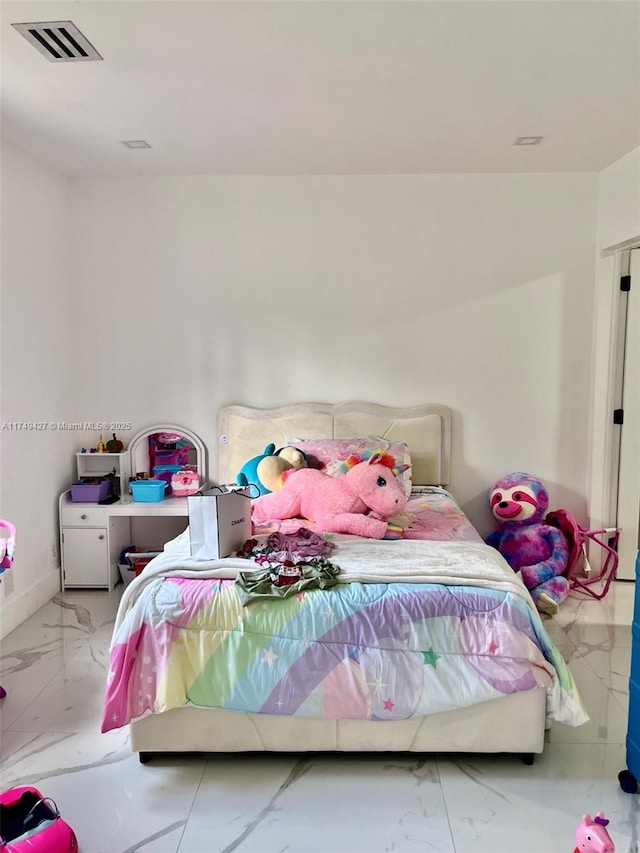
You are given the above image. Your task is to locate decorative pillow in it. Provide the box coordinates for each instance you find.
[286,436,412,497]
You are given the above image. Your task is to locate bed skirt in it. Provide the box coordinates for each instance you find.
[130,687,546,758]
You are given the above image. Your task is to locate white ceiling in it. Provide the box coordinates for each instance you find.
[1,0,639,177]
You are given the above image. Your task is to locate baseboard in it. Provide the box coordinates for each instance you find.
[0,569,61,639]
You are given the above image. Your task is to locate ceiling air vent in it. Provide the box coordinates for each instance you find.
[11,21,103,62]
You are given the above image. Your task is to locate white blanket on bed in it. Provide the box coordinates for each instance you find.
[115,529,536,632]
[329,538,533,598]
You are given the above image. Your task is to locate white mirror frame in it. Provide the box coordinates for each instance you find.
[127,423,208,486]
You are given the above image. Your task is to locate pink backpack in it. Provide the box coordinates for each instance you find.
[546,509,619,600]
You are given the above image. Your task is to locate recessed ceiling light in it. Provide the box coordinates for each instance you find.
[514,136,544,146]
[122,140,151,149]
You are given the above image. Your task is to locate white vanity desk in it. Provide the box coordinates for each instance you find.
[59,493,189,590]
[59,424,206,590]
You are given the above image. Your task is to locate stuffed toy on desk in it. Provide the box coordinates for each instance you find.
[485,472,570,615]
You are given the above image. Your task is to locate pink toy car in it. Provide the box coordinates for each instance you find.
[0,786,78,851]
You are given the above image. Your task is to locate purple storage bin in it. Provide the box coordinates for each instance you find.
[70,479,111,502]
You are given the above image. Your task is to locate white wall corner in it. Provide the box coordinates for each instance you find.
[588,253,619,523]
[0,568,61,639]
[597,146,640,254]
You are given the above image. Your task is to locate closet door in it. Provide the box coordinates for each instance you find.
[617,247,640,580]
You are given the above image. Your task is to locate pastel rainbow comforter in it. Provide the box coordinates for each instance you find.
[102,493,587,732]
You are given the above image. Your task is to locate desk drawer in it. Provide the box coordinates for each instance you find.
[62,505,108,526]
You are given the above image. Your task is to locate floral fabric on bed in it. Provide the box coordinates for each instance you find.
[289,436,413,496]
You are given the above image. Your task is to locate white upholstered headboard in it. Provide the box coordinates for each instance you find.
[217,402,451,487]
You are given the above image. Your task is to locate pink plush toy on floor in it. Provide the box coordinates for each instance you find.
[486,472,570,615]
[251,453,407,539]
[573,812,615,852]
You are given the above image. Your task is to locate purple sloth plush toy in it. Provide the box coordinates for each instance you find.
[485,472,570,615]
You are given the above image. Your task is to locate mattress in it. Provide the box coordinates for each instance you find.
[102,489,587,734]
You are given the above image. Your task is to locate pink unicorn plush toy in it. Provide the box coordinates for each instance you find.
[574,812,615,853]
[251,453,407,539]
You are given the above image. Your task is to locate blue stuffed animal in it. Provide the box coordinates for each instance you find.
[236,444,308,496]
[236,444,277,496]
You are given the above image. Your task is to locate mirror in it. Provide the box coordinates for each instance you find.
[127,424,208,497]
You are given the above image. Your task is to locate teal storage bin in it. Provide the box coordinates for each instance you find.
[130,479,167,502]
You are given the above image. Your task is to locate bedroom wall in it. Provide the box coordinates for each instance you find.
[0,140,78,635]
[596,146,640,253]
[71,173,597,534]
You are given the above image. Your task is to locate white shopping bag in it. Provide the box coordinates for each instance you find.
[188,485,251,559]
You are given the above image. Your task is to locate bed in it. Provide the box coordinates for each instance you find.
[102,401,587,762]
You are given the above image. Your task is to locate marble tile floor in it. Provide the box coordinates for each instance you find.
[0,582,638,853]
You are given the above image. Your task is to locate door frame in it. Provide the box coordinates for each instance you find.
[589,241,639,579]
[616,247,640,578]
